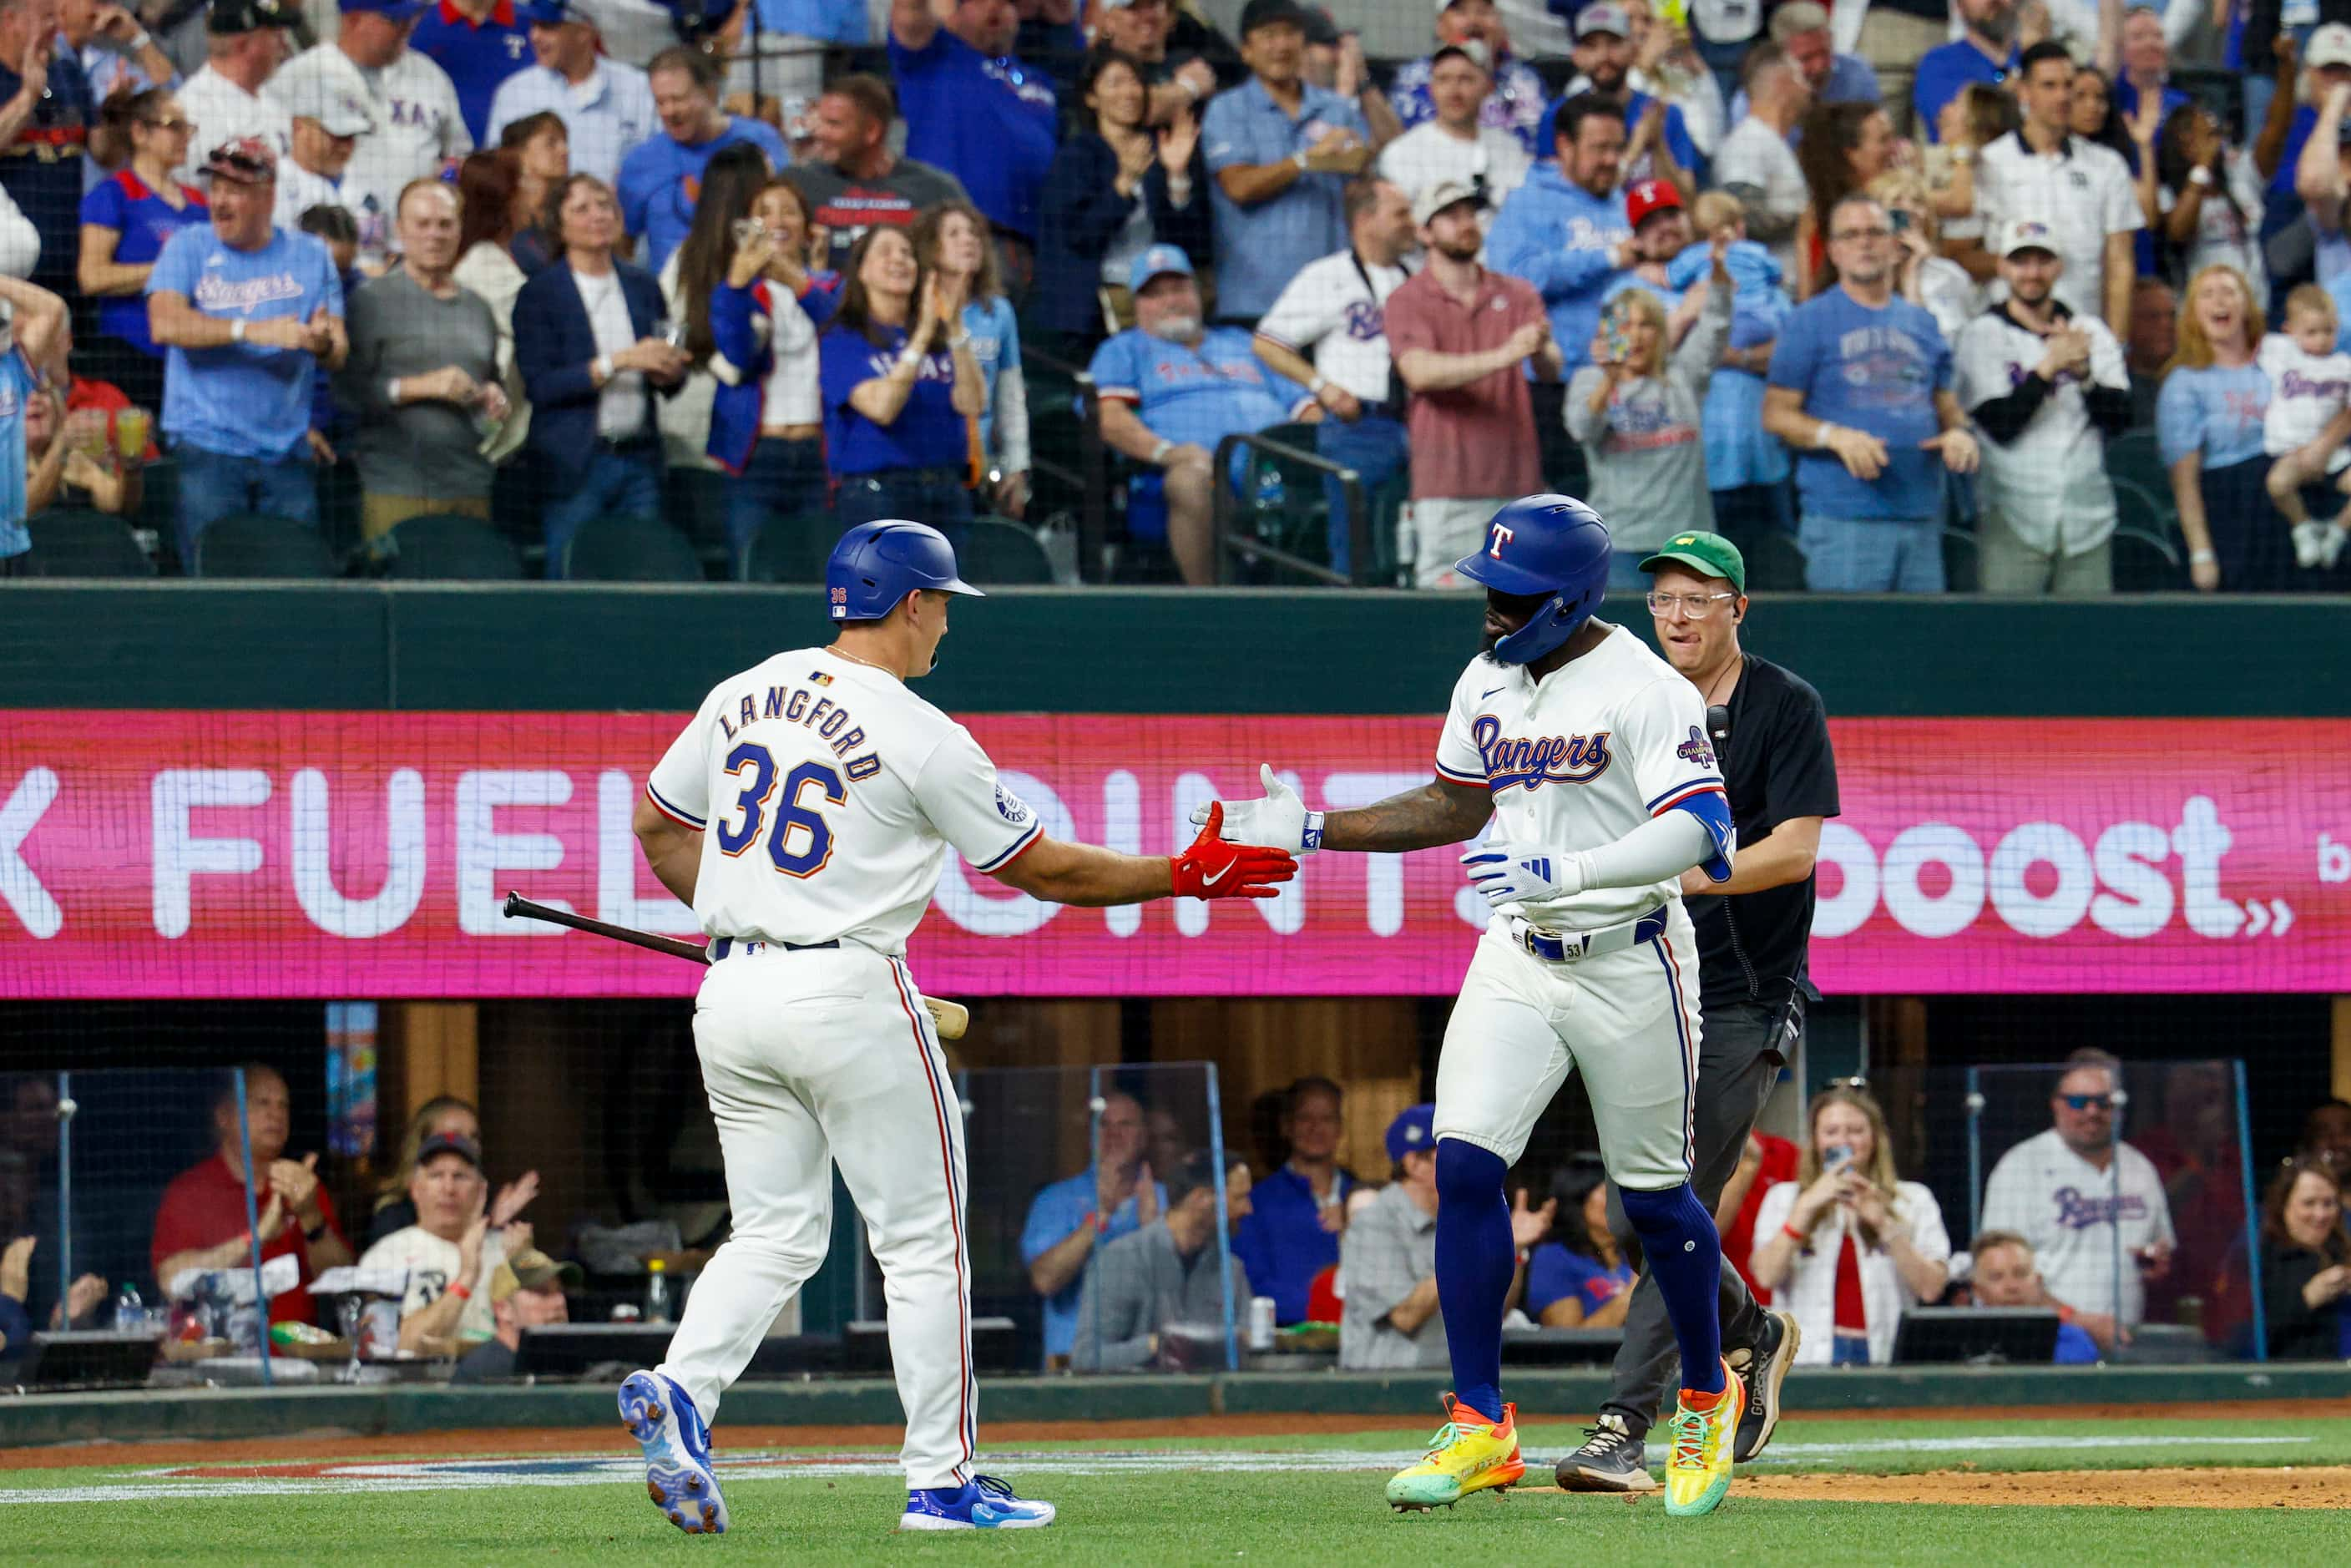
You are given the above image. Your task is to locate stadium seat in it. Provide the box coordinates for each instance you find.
[664,463,732,572]
[188,513,339,579]
[2105,429,2172,520]
[1941,526,1979,593]
[23,508,154,577]
[561,516,710,582]
[382,513,527,580]
[2112,523,2185,592]
[741,512,837,583]
[1745,529,1809,594]
[960,518,1055,584]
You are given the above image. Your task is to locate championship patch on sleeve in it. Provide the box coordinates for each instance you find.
[1676,726,1716,770]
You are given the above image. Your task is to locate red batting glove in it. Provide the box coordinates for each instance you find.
[1170,802,1298,900]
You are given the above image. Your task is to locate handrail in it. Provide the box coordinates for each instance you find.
[1073,371,1108,583]
[1210,428,1373,588]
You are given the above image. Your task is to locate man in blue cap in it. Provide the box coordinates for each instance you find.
[483,0,655,184]
[1337,1105,1446,1371]
[1086,243,1321,583]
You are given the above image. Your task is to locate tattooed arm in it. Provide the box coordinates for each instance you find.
[1322,779,1494,852]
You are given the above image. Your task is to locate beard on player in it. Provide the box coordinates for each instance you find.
[1479,589,1546,655]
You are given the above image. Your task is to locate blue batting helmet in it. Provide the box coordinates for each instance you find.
[824,521,983,621]
[1453,494,1612,665]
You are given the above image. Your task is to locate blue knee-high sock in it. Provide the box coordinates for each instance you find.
[1432,1138,1514,1424]
[1617,1181,1727,1397]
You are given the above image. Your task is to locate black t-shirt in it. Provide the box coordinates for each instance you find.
[1682,652,1840,1012]
[794,158,973,276]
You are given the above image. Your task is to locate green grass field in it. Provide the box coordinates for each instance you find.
[3,1414,2346,1566]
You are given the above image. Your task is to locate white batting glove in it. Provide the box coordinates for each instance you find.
[1189,763,1324,854]
[1461,841,1585,910]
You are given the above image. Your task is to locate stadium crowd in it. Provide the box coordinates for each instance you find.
[1019,1065,2351,1374]
[1,1061,2348,1372]
[0,0,2346,587]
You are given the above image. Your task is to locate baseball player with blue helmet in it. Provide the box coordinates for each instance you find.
[620,520,1297,1536]
[1200,494,1744,1517]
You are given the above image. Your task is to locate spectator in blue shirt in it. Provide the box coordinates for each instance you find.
[887,0,1059,268]
[1915,0,2021,144]
[2157,261,2283,590]
[1086,243,1317,582]
[146,138,346,571]
[1969,1229,2102,1363]
[1533,3,1700,200]
[1525,1156,1636,1328]
[0,276,65,575]
[740,0,868,109]
[1020,1090,1166,1367]
[817,225,986,539]
[913,198,1029,522]
[410,0,534,146]
[1762,193,1979,593]
[1488,93,1636,382]
[1230,1077,1358,1326]
[1201,0,1371,323]
[78,86,205,414]
[615,46,786,275]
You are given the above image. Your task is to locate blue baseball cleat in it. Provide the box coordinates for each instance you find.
[618,1369,729,1535]
[899,1475,1058,1531]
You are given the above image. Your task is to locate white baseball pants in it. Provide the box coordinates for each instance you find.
[1432,911,1704,1191]
[656,943,977,1490]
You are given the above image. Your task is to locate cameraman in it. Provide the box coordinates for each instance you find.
[1558,530,1841,1494]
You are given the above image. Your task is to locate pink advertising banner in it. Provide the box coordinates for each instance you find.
[0,711,2344,999]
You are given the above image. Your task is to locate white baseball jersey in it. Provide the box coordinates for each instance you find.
[643,646,1042,953]
[1433,624,1727,931]
[1974,132,2141,324]
[1979,1128,2177,1326]
[2256,332,2351,461]
[1254,250,1411,406]
[269,43,472,239]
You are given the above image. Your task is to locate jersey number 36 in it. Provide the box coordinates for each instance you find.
[715,742,846,878]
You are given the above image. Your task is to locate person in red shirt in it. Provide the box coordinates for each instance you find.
[149,1064,353,1325]
[1716,1130,1801,1306]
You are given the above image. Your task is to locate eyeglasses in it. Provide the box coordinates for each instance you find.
[1831,225,1893,242]
[1645,590,1738,617]
[2059,1094,2115,1112]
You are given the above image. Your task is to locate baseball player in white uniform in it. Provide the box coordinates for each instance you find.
[619,521,1296,1535]
[1201,495,1748,1518]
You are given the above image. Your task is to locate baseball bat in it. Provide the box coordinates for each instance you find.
[498,892,970,1040]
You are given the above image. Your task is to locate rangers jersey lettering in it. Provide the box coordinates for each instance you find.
[1433,625,1729,928]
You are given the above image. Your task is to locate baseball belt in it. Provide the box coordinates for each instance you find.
[1506,906,1668,964]
[709,937,841,959]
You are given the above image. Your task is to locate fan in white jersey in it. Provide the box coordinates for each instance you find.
[2256,284,2351,570]
[619,520,1296,1536]
[1196,494,1748,1519]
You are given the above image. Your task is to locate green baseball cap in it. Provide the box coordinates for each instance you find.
[1638,531,1746,594]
